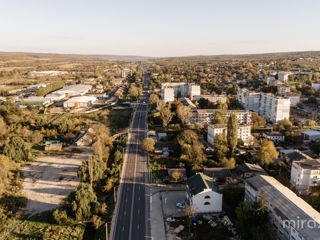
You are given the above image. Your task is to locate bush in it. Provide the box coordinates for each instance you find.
[53,208,68,224]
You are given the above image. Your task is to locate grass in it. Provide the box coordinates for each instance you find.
[107,108,133,135]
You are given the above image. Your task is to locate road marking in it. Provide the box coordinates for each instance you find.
[137,224,140,230]
[138,209,140,215]
[128,111,141,240]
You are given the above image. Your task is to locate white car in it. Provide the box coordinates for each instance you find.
[166,217,175,222]
[176,202,185,209]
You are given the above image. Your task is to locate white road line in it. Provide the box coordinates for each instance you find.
[128,110,141,240]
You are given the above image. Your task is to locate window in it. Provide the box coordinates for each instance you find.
[204,195,211,199]
[204,202,210,205]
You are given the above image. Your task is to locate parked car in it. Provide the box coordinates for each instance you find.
[166,217,175,222]
[176,202,185,209]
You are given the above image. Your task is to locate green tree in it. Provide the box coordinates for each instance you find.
[3,136,32,162]
[306,119,316,128]
[78,155,107,183]
[71,183,99,220]
[213,110,227,124]
[221,157,236,169]
[258,140,279,165]
[214,133,228,160]
[227,114,238,156]
[53,208,68,224]
[142,137,155,152]
[149,94,159,105]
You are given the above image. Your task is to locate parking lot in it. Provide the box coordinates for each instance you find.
[161,190,188,217]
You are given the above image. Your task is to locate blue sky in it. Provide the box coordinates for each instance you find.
[0,0,319,57]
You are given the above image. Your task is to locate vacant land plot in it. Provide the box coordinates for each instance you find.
[21,147,92,215]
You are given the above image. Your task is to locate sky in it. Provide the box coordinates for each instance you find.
[0,0,319,57]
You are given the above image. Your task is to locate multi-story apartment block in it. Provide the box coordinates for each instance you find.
[285,92,301,107]
[193,94,227,104]
[277,84,291,95]
[178,97,197,109]
[312,82,320,91]
[161,82,200,102]
[278,72,291,82]
[245,175,320,240]
[237,88,290,123]
[190,109,252,125]
[291,159,320,195]
[207,124,252,145]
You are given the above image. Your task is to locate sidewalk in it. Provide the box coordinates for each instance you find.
[150,192,166,240]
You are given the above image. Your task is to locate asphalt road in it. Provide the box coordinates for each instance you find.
[111,73,150,240]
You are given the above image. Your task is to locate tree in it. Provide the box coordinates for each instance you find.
[214,133,228,160]
[142,137,155,152]
[184,205,197,234]
[275,118,292,133]
[213,110,227,124]
[227,114,238,156]
[306,119,316,128]
[78,155,107,183]
[258,140,279,165]
[3,136,32,162]
[236,201,253,239]
[251,112,266,128]
[149,94,159,105]
[128,84,139,99]
[71,183,99,220]
[221,157,236,169]
[156,100,166,112]
[160,106,173,129]
[177,130,205,170]
[171,171,183,183]
[176,105,192,126]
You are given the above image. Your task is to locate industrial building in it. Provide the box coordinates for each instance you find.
[63,96,97,108]
[52,84,92,97]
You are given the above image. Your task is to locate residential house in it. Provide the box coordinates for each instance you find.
[203,168,232,182]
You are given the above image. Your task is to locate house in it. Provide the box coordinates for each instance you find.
[237,163,266,179]
[63,96,97,109]
[158,132,167,140]
[207,124,253,146]
[245,175,320,240]
[44,140,62,151]
[203,168,232,182]
[262,131,285,142]
[186,173,222,213]
[301,129,320,142]
[290,159,320,195]
[75,133,93,146]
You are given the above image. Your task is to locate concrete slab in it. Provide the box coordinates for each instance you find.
[151,192,166,240]
[161,191,188,218]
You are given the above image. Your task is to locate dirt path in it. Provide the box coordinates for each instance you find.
[21,147,92,216]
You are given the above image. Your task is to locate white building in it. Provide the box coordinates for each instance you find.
[190,109,252,125]
[53,84,92,97]
[26,83,47,91]
[161,82,200,102]
[262,132,285,142]
[193,94,227,104]
[63,96,97,108]
[237,88,290,123]
[186,173,222,213]
[245,175,320,240]
[290,159,320,194]
[277,84,290,95]
[27,71,68,76]
[312,83,320,91]
[207,124,252,145]
[285,92,301,107]
[45,92,66,101]
[278,72,291,82]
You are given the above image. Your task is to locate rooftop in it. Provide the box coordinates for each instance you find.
[186,173,220,196]
[294,159,320,170]
[247,175,320,239]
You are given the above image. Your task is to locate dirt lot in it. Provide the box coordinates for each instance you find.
[21,147,92,215]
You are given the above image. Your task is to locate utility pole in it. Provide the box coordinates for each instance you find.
[105,222,108,240]
[114,186,116,202]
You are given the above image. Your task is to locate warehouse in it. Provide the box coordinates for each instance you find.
[63,96,97,109]
[53,84,92,97]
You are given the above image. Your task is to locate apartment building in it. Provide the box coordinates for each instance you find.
[178,97,197,109]
[278,72,291,82]
[245,175,320,240]
[277,84,290,95]
[285,92,301,107]
[237,88,290,123]
[290,159,320,194]
[161,82,200,102]
[207,124,252,145]
[312,82,320,91]
[190,109,252,125]
[193,94,227,104]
